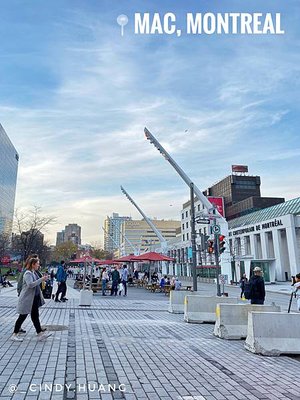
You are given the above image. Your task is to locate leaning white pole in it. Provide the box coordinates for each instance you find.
[144,127,231,279]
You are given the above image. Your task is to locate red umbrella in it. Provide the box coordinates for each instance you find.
[113,254,137,263]
[98,260,117,265]
[131,252,174,262]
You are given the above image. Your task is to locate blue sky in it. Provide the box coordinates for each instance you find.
[0,0,299,245]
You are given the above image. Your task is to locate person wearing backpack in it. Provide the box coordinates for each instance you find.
[248,266,266,305]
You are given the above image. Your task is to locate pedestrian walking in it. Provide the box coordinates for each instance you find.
[11,258,51,342]
[121,264,128,296]
[55,261,68,302]
[101,268,108,296]
[239,273,248,299]
[110,267,120,296]
[248,267,265,305]
[292,273,300,311]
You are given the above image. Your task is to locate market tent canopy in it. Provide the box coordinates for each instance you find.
[131,252,174,262]
[69,257,102,263]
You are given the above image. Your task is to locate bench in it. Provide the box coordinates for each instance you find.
[91,283,112,294]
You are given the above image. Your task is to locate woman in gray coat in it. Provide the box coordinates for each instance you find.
[11,258,50,342]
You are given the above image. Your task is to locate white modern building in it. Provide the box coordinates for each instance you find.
[118,219,181,258]
[166,198,231,280]
[228,197,300,282]
[103,213,132,254]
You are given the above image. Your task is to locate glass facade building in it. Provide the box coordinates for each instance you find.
[0,124,19,235]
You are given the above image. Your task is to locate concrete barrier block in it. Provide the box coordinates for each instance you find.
[214,304,281,340]
[168,290,201,314]
[184,296,238,323]
[245,312,300,356]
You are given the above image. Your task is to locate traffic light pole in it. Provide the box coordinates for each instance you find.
[213,209,222,297]
[190,183,197,292]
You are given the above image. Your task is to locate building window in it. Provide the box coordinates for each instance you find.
[186,222,189,229]
[182,234,185,241]
[186,211,188,217]
[198,204,200,211]
[182,213,184,220]
[182,224,185,231]
[186,233,189,241]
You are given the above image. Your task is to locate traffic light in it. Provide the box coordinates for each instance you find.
[219,235,226,254]
[208,240,214,254]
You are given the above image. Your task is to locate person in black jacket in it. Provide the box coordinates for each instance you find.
[249,266,265,304]
[239,273,248,299]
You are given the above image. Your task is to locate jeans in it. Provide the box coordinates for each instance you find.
[122,280,127,296]
[102,279,107,295]
[111,281,118,296]
[55,281,66,301]
[14,296,42,334]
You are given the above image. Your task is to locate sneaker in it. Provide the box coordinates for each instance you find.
[11,334,23,342]
[19,329,26,334]
[37,332,52,341]
[41,327,47,332]
[55,299,61,303]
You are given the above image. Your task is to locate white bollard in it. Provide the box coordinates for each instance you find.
[168,290,201,314]
[213,304,281,340]
[184,295,238,323]
[79,289,93,306]
[245,312,300,356]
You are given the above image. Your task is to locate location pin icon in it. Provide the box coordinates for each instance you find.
[117,14,128,37]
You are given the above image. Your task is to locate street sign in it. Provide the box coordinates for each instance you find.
[195,218,210,225]
[211,225,221,234]
[219,274,227,285]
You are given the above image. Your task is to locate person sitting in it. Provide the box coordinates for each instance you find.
[175,277,182,291]
[151,272,158,284]
[159,275,167,291]
[170,276,176,290]
[0,274,13,287]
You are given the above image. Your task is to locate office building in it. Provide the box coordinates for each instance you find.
[103,213,132,253]
[205,169,284,219]
[56,224,81,246]
[119,219,180,257]
[0,124,19,236]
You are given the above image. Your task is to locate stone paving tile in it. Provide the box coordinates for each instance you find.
[1,286,300,400]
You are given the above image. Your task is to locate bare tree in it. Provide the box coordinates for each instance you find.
[13,206,56,262]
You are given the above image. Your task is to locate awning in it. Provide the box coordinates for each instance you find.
[130,252,174,262]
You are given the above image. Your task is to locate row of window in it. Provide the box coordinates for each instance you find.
[181,203,206,220]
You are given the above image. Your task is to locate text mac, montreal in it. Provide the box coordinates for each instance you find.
[134,13,284,35]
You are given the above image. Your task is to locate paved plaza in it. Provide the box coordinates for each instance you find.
[0,282,299,400]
